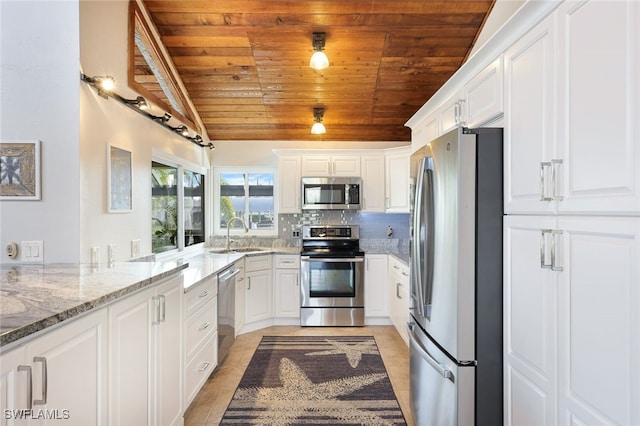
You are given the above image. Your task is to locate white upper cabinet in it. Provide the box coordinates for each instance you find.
[464,56,504,128]
[360,155,386,212]
[555,0,640,214]
[385,147,411,213]
[504,13,557,215]
[439,89,465,135]
[301,155,361,177]
[505,0,640,215]
[277,155,301,213]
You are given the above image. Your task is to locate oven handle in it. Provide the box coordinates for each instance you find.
[300,256,364,263]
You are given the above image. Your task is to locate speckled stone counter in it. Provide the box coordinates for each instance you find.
[0,247,303,351]
[0,261,187,349]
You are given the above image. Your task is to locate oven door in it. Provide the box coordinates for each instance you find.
[300,256,364,307]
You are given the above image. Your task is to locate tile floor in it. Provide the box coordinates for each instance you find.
[184,325,414,426]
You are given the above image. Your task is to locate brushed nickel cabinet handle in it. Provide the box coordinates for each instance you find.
[540,162,553,201]
[540,229,552,269]
[199,322,211,331]
[199,362,210,372]
[33,356,47,405]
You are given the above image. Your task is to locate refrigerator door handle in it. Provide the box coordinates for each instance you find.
[408,322,454,381]
[411,158,426,318]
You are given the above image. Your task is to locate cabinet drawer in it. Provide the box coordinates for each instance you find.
[275,254,300,269]
[185,333,217,406]
[185,298,217,362]
[245,254,272,272]
[185,276,216,317]
[389,256,409,278]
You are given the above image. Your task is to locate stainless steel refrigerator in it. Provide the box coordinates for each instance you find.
[408,127,503,425]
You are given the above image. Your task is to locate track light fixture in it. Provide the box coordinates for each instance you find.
[81,73,210,149]
[80,74,115,98]
[311,107,326,135]
[123,96,148,110]
[309,32,329,70]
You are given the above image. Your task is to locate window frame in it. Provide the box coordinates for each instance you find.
[152,149,209,258]
[213,166,277,237]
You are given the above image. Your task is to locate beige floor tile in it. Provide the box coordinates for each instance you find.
[184,325,414,426]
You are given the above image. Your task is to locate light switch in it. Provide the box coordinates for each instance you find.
[21,241,43,262]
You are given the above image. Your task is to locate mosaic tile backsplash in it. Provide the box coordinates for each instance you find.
[210,211,410,255]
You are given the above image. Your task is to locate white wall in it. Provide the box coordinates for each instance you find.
[0,1,81,263]
[79,0,209,263]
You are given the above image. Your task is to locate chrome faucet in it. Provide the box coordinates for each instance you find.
[226,217,248,250]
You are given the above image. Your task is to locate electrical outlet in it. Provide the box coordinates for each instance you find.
[6,242,18,259]
[91,247,100,266]
[131,239,141,258]
[108,244,116,266]
[21,241,43,262]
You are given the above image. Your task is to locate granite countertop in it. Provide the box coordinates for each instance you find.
[0,247,303,350]
[0,261,187,349]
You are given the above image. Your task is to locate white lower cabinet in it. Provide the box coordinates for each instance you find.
[108,275,183,426]
[183,276,217,408]
[244,255,273,326]
[387,256,410,346]
[0,308,108,426]
[504,215,640,426]
[364,254,388,321]
[233,259,245,334]
[273,255,300,319]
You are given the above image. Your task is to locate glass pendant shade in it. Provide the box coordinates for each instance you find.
[311,122,326,134]
[309,51,329,70]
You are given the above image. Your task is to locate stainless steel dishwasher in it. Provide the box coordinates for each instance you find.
[217,265,240,365]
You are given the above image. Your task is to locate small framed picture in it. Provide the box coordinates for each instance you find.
[0,140,41,200]
[107,145,132,212]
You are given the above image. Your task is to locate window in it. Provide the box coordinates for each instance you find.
[214,168,275,235]
[152,158,207,254]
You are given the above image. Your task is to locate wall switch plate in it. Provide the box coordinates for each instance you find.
[131,239,141,258]
[91,247,100,266]
[21,241,43,262]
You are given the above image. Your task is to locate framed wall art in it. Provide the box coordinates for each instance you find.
[107,144,132,212]
[0,140,41,200]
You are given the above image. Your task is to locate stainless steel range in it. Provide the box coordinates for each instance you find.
[300,225,365,326]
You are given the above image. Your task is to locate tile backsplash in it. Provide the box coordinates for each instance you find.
[210,211,410,255]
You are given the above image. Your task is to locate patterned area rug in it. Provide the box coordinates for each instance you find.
[221,335,407,425]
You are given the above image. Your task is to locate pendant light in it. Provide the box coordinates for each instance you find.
[311,108,326,134]
[309,32,329,70]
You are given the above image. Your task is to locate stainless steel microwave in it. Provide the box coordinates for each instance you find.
[301,177,361,210]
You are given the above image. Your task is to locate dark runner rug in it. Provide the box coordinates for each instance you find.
[220,335,407,425]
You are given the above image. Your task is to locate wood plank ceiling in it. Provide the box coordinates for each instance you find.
[139,0,495,142]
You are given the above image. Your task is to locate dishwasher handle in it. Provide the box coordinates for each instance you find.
[218,268,240,282]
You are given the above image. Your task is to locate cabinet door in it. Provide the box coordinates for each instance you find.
[274,269,300,318]
[108,287,154,426]
[0,346,28,426]
[556,216,640,426]
[245,270,272,323]
[277,155,301,213]
[503,14,557,215]
[556,0,640,214]
[234,260,245,333]
[301,156,331,176]
[504,215,558,426]
[364,254,388,318]
[331,155,361,176]
[153,277,183,426]
[27,308,108,426]
[464,56,504,127]
[439,91,463,135]
[360,155,385,212]
[385,149,410,213]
